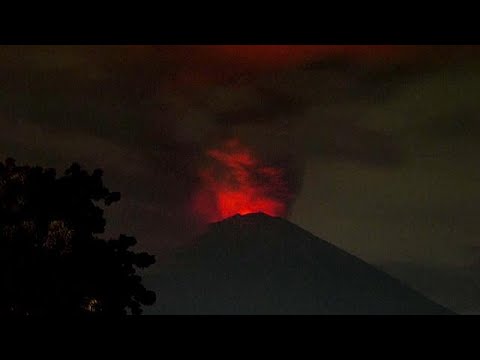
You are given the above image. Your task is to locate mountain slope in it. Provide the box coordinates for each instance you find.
[150,213,454,314]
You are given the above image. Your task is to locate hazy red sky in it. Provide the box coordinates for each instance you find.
[2,45,480,312]
[156,45,479,77]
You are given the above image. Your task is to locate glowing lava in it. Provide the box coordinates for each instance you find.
[193,139,292,223]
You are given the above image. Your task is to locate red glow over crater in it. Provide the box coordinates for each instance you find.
[193,139,292,223]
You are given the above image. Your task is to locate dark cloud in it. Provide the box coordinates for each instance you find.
[1,45,480,289]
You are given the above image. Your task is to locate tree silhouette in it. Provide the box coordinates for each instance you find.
[0,158,156,315]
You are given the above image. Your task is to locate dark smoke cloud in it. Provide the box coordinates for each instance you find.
[1,45,479,256]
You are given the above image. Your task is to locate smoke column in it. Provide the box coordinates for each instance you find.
[192,139,294,223]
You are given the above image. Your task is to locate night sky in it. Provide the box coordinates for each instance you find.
[1,45,480,313]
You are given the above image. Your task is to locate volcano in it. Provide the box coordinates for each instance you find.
[149,213,453,314]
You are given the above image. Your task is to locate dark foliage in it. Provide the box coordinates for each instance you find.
[0,158,156,315]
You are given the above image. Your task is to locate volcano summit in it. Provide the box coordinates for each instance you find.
[149,213,453,314]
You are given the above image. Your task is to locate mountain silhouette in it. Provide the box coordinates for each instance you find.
[150,213,454,314]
